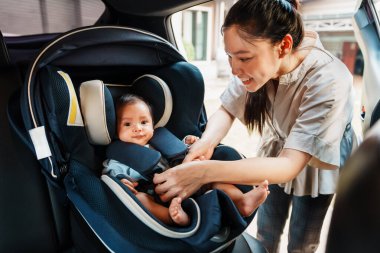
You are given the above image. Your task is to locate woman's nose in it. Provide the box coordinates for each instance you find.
[230,59,241,76]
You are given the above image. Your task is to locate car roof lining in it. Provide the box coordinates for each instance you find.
[103,0,211,16]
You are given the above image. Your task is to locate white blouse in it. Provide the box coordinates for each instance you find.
[220,31,354,197]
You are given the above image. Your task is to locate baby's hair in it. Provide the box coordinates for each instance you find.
[116,94,154,121]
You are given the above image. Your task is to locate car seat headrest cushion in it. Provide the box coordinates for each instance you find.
[80,80,115,145]
[80,75,173,145]
[131,74,172,128]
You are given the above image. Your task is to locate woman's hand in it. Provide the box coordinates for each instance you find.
[183,138,214,163]
[183,106,234,162]
[153,161,205,202]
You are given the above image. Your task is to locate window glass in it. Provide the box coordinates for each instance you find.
[171,1,259,159]
[373,0,380,23]
[172,2,214,62]
[0,0,105,36]
[374,0,380,14]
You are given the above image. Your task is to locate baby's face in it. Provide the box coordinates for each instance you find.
[117,101,154,146]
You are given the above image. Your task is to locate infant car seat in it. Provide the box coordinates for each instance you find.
[10,26,259,253]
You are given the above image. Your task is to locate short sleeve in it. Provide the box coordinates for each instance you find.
[220,76,247,123]
[284,66,353,168]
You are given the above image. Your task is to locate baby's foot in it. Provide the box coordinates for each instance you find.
[237,180,270,217]
[169,197,190,226]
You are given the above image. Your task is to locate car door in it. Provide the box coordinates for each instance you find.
[353,0,380,131]
[326,1,380,252]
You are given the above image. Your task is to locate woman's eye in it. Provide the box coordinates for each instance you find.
[240,57,252,62]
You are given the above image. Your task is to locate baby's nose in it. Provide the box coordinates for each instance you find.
[133,123,142,131]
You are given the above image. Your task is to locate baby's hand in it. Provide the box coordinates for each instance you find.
[184,135,199,145]
[121,178,139,195]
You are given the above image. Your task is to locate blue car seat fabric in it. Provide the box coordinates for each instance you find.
[106,128,188,181]
[370,99,380,127]
[149,127,188,161]
[79,73,255,252]
[17,26,255,253]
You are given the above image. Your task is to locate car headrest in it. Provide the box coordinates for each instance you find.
[80,75,173,145]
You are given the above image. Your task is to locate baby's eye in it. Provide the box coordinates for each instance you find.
[141,120,149,125]
[124,122,131,127]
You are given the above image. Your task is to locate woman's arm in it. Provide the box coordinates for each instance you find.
[183,106,235,162]
[154,148,311,202]
[204,148,311,185]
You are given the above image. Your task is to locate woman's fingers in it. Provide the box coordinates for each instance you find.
[156,186,181,202]
[153,171,165,185]
[183,151,199,163]
[153,172,183,202]
[183,139,215,163]
[154,162,205,202]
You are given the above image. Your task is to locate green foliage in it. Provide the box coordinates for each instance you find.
[183,40,195,60]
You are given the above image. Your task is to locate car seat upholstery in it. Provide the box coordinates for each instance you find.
[1,31,73,252]
[370,99,380,127]
[76,65,256,248]
[8,26,267,253]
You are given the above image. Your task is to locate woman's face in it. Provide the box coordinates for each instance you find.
[224,25,282,92]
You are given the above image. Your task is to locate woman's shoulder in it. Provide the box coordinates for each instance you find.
[299,34,352,88]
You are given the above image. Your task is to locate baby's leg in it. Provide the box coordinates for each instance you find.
[212,180,269,217]
[169,197,190,226]
[136,193,190,226]
[135,192,174,225]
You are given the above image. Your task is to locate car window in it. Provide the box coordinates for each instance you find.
[0,0,105,36]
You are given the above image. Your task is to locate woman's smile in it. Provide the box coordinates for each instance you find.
[241,77,253,86]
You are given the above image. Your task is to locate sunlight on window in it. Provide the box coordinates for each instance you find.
[374,0,380,22]
[0,0,105,36]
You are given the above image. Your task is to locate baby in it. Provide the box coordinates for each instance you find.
[103,94,269,226]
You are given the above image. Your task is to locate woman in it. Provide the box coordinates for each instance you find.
[154,0,354,252]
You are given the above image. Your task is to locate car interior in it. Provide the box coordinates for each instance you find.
[0,0,379,252]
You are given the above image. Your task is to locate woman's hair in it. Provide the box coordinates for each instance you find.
[116,94,153,121]
[222,0,304,134]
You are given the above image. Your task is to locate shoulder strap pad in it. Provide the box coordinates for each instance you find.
[149,127,187,162]
[106,141,161,177]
